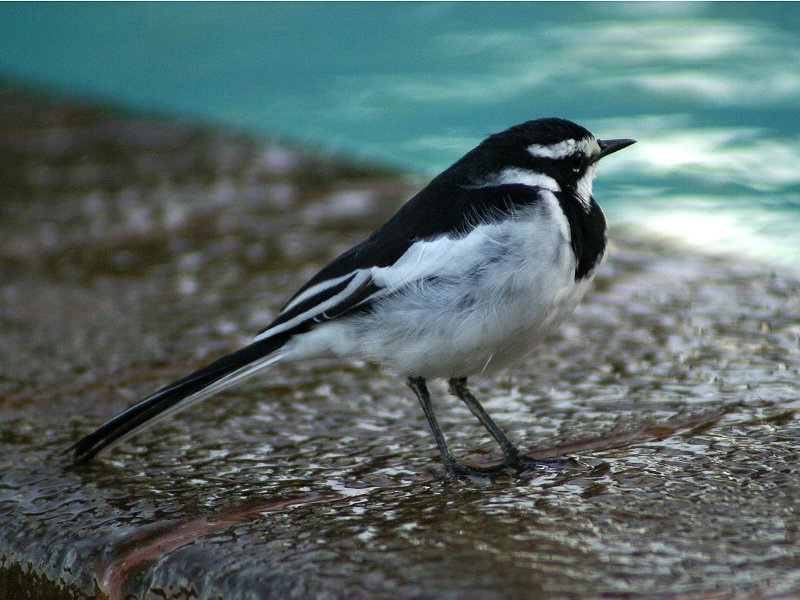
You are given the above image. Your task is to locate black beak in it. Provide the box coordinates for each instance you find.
[595,138,636,162]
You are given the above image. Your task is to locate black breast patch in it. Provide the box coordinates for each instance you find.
[555,193,607,280]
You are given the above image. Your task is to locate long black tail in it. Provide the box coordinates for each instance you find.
[67,332,292,464]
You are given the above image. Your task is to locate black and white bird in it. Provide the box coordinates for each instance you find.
[68,118,634,480]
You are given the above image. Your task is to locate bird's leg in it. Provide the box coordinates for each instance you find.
[448,377,566,474]
[407,377,502,481]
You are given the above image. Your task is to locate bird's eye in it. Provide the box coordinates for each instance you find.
[569,153,585,173]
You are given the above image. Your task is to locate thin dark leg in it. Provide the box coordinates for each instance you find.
[407,377,454,468]
[448,377,519,457]
[448,377,567,473]
[407,377,502,481]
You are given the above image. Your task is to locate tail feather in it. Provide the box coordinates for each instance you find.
[67,332,292,464]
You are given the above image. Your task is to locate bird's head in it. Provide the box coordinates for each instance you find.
[461,118,635,206]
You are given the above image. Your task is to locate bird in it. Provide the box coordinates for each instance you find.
[67,118,635,481]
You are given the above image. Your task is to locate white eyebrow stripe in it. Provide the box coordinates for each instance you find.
[527,139,577,159]
[527,137,595,160]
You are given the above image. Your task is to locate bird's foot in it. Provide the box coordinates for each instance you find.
[433,459,505,483]
[502,453,570,475]
[430,454,570,482]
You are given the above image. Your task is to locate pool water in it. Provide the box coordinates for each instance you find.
[1,2,798,266]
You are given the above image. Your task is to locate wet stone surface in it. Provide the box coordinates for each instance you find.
[1,85,800,599]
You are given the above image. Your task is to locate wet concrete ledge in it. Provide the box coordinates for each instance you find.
[2,84,800,599]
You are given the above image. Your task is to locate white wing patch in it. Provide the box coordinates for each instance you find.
[253,269,380,341]
[281,271,355,314]
[374,232,494,290]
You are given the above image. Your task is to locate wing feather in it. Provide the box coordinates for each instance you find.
[255,183,545,341]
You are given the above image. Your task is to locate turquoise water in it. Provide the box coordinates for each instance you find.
[1,2,798,266]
